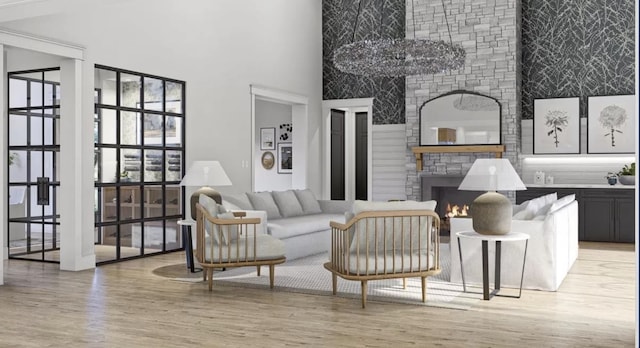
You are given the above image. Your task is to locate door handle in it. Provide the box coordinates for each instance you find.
[37,177,50,205]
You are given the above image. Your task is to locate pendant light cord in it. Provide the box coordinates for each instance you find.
[351,0,364,43]
[441,0,454,45]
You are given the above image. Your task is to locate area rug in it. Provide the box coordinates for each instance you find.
[156,243,479,310]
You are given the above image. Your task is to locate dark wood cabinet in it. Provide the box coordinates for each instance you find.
[516,187,635,243]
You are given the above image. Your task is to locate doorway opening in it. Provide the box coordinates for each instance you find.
[322,99,373,201]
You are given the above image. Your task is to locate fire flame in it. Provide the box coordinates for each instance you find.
[446,203,469,218]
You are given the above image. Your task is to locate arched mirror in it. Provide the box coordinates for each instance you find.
[419,91,501,146]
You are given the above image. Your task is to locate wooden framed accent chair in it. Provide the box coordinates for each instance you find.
[324,200,441,308]
[195,195,286,291]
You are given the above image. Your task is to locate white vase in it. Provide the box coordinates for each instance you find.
[618,175,635,185]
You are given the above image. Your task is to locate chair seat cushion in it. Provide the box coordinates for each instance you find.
[346,251,436,275]
[203,234,285,263]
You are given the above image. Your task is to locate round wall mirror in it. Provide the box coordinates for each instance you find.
[261,151,274,169]
[419,91,501,146]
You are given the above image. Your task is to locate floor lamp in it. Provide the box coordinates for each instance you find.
[458,158,526,235]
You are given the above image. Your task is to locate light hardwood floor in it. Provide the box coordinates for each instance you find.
[0,242,636,347]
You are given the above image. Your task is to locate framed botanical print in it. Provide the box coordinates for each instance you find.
[533,97,580,154]
[587,95,635,154]
[260,128,276,150]
[277,143,292,174]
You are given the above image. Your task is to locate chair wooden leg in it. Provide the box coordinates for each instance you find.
[403,278,407,289]
[332,273,337,295]
[208,268,214,291]
[421,277,427,303]
[257,266,261,276]
[269,264,275,289]
[361,280,368,308]
[203,268,207,281]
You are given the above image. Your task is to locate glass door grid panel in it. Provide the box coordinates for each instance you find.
[94,65,185,264]
[7,68,61,263]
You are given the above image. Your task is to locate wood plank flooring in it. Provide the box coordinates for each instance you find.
[0,241,636,347]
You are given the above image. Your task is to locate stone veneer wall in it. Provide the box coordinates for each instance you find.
[405,0,521,201]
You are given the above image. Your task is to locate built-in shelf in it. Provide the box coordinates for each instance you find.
[411,145,505,171]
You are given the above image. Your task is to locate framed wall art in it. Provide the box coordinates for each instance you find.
[533,97,580,154]
[260,127,276,150]
[277,143,292,174]
[587,95,635,154]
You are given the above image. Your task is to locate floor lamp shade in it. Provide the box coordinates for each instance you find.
[180,161,232,220]
[458,159,526,235]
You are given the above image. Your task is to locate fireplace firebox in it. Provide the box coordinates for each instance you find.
[421,176,482,235]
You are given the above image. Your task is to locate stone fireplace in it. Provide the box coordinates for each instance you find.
[404,0,521,202]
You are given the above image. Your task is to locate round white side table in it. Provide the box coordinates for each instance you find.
[456,230,529,300]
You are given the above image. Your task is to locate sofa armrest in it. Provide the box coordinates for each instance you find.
[229,209,267,235]
[318,200,352,214]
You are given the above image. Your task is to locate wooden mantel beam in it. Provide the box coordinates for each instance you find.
[411,145,505,171]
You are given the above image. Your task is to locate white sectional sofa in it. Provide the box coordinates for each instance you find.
[221,189,351,260]
[450,193,579,291]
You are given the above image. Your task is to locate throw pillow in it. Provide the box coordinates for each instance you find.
[349,200,437,253]
[272,190,304,217]
[247,192,282,220]
[352,200,437,215]
[217,211,239,245]
[549,194,576,214]
[293,189,322,214]
[199,194,221,244]
[543,192,558,205]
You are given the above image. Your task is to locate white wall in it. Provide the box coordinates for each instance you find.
[372,124,407,202]
[0,0,322,268]
[254,99,292,191]
[1,0,324,195]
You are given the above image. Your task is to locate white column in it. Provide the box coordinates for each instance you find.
[59,58,95,271]
[0,46,6,284]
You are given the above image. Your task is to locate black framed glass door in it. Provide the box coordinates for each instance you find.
[94,65,185,264]
[7,68,61,263]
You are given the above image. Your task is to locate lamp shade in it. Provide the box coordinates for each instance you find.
[179,161,232,187]
[180,161,232,220]
[458,159,526,192]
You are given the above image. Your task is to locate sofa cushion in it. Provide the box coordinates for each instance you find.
[268,213,344,240]
[247,192,282,220]
[293,189,322,214]
[222,193,253,210]
[272,190,304,217]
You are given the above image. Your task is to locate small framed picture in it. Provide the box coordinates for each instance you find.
[261,151,274,170]
[587,95,635,154]
[533,97,580,154]
[260,128,276,150]
[277,143,292,174]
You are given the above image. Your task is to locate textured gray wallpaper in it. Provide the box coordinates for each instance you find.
[521,0,635,120]
[323,0,405,124]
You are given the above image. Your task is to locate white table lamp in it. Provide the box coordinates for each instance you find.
[180,161,232,220]
[458,158,526,235]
